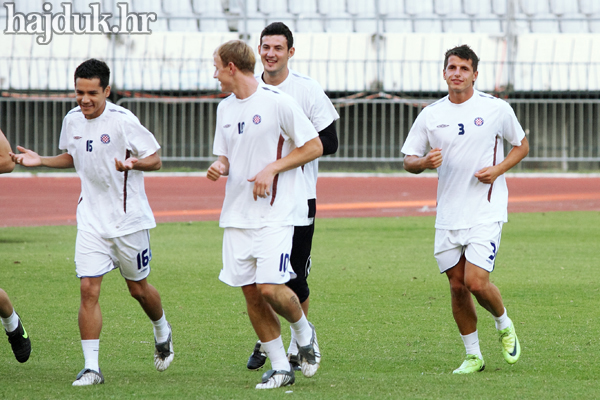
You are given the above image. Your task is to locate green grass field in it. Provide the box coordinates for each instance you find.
[0,211,599,399]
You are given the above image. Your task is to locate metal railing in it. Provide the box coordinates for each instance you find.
[1,96,599,170]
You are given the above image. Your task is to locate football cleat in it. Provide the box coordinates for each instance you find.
[452,354,485,374]
[247,340,267,370]
[255,368,295,389]
[6,318,31,363]
[72,368,104,386]
[297,322,321,378]
[499,322,521,364]
[287,353,301,371]
[154,325,174,372]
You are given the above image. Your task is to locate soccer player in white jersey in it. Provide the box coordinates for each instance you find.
[0,130,31,364]
[10,59,174,385]
[245,22,339,371]
[207,40,323,389]
[401,45,529,374]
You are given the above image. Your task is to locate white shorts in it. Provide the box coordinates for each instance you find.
[219,226,296,287]
[74,229,152,281]
[434,222,503,273]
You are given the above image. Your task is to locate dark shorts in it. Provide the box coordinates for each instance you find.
[286,199,316,303]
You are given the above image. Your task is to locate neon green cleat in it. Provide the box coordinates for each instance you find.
[499,322,521,364]
[452,354,485,374]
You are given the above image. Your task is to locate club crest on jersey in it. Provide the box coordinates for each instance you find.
[474,117,484,126]
[100,134,111,144]
[252,115,262,125]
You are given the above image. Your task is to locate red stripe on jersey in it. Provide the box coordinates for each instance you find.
[270,135,285,206]
[487,137,498,202]
[124,150,130,213]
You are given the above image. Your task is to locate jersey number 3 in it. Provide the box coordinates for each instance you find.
[458,123,465,135]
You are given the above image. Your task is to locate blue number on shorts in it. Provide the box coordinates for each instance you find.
[86,140,93,152]
[137,248,150,270]
[279,253,290,273]
[488,242,497,261]
[458,123,465,135]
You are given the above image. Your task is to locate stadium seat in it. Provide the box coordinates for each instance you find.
[579,0,600,15]
[518,0,560,33]
[190,0,229,32]
[225,0,266,35]
[403,0,442,32]
[579,0,600,32]
[435,0,473,33]
[346,0,379,32]
[162,1,200,31]
[256,0,295,30]
[462,0,503,33]
[379,1,411,33]
[548,0,588,32]
[288,0,322,32]
[132,0,169,31]
[491,0,507,16]
[316,0,353,32]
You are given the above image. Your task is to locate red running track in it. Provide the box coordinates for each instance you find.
[1,174,599,227]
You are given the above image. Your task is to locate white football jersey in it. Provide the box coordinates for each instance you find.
[401,90,526,230]
[213,85,319,229]
[257,70,339,201]
[59,102,160,238]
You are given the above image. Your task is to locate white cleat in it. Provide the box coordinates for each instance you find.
[255,369,295,389]
[72,368,104,386]
[154,327,174,372]
[298,322,321,378]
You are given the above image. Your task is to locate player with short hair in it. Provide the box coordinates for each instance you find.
[0,129,31,364]
[207,39,323,389]
[401,44,529,374]
[246,21,339,371]
[10,58,173,385]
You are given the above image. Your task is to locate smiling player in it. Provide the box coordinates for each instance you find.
[401,45,529,374]
[245,21,339,372]
[11,58,174,386]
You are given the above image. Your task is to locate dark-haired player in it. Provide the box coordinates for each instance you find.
[401,45,528,374]
[11,58,173,385]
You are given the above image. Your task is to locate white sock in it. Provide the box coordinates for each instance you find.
[494,308,512,331]
[290,314,312,348]
[460,331,483,359]
[262,336,290,372]
[287,325,298,355]
[152,311,170,343]
[1,310,19,333]
[82,339,100,372]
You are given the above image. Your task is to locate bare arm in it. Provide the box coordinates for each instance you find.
[475,137,529,184]
[249,137,323,200]
[10,146,74,169]
[115,152,162,172]
[403,147,443,174]
[0,129,15,174]
[207,156,230,181]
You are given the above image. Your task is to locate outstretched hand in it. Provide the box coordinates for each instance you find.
[115,157,138,172]
[9,146,42,167]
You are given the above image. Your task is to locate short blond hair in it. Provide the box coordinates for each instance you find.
[215,40,255,74]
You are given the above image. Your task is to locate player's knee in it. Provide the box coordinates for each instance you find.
[464,276,487,296]
[256,283,277,301]
[127,283,146,302]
